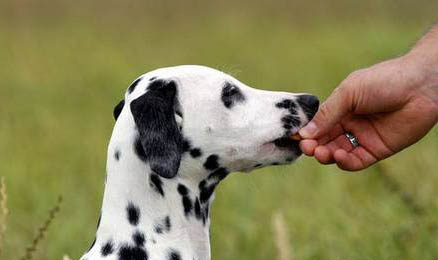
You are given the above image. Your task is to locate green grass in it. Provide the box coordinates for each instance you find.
[1,0,438,259]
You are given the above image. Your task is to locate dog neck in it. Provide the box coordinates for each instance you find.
[83,122,215,260]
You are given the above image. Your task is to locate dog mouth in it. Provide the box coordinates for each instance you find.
[272,136,301,152]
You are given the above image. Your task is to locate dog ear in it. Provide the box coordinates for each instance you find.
[130,80,183,178]
[113,99,125,120]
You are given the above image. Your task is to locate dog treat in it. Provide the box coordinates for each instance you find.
[290,133,302,141]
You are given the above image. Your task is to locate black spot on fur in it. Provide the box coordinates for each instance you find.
[149,76,157,81]
[127,203,140,226]
[190,148,202,158]
[199,181,215,203]
[276,99,297,109]
[276,99,301,122]
[194,198,202,219]
[128,77,143,94]
[178,185,192,215]
[205,207,209,220]
[154,226,163,234]
[115,150,121,161]
[282,115,301,127]
[165,216,171,231]
[221,82,245,108]
[199,186,215,203]
[198,167,230,206]
[182,196,193,216]
[118,244,148,260]
[154,216,171,234]
[133,231,146,247]
[113,99,125,120]
[149,174,164,197]
[182,139,191,153]
[101,240,114,256]
[167,249,182,260]
[177,184,189,196]
[208,167,229,181]
[199,180,207,189]
[203,155,219,170]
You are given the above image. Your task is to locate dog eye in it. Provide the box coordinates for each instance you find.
[221,82,246,108]
[222,84,239,97]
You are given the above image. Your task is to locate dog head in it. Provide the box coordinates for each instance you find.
[113,65,318,179]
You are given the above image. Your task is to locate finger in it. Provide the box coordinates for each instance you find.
[316,123,345,145]
[333,147,378,171]
[299,86,353,139]
[314,146,335,164]
[323,133,356,153]
[333,149,363,171]
[299,139,318,156]
[312,133,354,166]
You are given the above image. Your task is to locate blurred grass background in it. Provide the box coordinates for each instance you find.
[1,0,438,259]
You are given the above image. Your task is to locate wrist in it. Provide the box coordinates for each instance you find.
[402,51,438,86]
[401,52,438,116]
[404,24,438,96]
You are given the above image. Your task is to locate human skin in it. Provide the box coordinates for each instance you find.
[298,24,438,171]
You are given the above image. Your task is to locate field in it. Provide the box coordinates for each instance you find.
[1,0,438,259]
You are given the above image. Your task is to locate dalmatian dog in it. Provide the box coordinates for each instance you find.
[80,65,319,260]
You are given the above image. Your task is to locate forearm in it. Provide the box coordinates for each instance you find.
[404,23,438,107]
[407,23,438,67]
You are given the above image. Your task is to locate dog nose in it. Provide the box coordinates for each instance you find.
[297,94,319,120]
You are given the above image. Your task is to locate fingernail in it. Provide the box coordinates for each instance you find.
[299,122,317,138]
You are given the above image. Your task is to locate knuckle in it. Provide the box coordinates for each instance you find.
[348,69,366,80]
[342,70,366,89]
[318,103,331,116]
[314,102,332,122]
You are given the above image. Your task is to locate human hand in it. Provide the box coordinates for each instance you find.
[299,56,438,171]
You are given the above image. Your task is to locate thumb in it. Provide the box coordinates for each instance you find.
[299,86,353,139]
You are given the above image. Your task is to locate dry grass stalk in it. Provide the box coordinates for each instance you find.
[272,211,292,260]
[377,163,424,215]
[0,177,8,257]
[21,196,63,260]
[63,254,72,260]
